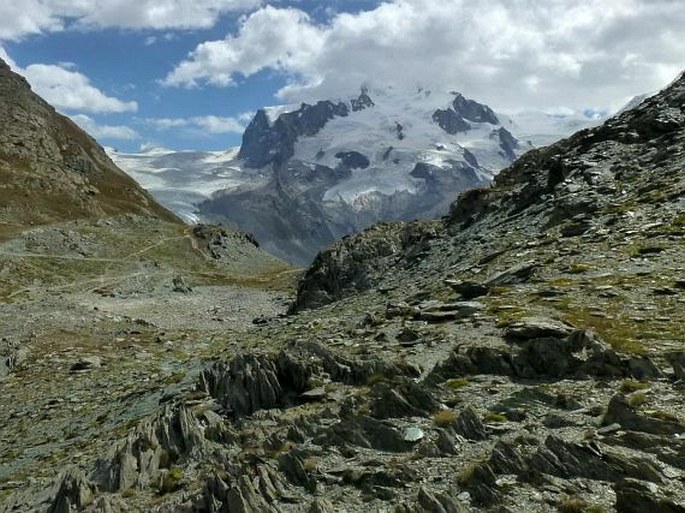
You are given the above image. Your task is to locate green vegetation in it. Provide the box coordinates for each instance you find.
[628,392,648,408]
[159,467,184,494]
[620,379,650,394]
[432,410,458,427]
[366,373,388,386]
[558,496,606,513]
[444,378,469,390]
[484,412,507,423]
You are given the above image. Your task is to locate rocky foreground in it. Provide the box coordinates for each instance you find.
[1,73,685,512]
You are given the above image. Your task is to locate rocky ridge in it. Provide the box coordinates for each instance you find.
[1,66,684,512]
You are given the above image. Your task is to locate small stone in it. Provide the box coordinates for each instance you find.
[403,426,425,442]
[457,492,471,502]
[171,275,192,294]
[300,387,327,401]
[597,423,622,435]
[70,356,102,372]
[504,317,574,341]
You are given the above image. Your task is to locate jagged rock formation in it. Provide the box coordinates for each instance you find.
[290,220,440,312]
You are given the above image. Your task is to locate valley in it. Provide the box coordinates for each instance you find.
[0,50,684,513]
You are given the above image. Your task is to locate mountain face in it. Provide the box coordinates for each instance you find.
[198,87,528,264]
[110,90,602,266]
[293,73,685,312]
[0,59,177,234]
[4,71,682,513]
[0,56,290,296]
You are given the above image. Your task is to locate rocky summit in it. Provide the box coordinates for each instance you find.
[1,56,684,513]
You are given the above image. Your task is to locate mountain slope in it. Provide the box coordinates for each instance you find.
[0,57,292,297]
[2,68,683,512]
[0,59,178,236]
[109,90,603,266]
[108,146,245,224]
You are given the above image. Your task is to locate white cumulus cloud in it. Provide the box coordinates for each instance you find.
[147,115,245,134]
[22,63,138,113]
[0,0,262,40]
[164,0,685,112]
[165,6,325,87]
[70,114,139,140]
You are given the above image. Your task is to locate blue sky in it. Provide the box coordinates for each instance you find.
[1,0,683,153]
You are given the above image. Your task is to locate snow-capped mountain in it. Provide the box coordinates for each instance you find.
[109,88,605,265]
[198,87,530,264]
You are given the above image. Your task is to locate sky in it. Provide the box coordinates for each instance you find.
[0,0,683,153]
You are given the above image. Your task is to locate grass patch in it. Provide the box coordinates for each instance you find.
[628,392,648,408]
[620,379,650,394]
[444,378,469,390]
[432,410,458,427]
[558,496,606,513]
[457,462,480,487]
[484,412,507,423]
[648,409,680,422]
[567,263,592,274]
[366,374,388,386]
[159,467,184,494]
[560,309,648,355]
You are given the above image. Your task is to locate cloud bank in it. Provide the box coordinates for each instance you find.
[71,114,139,140]
[22,63,138,113]
[147,115,246,134]
[165,0,685,111]
[0,0,262,39]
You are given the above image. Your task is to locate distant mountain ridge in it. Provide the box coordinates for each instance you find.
[198,87,529,264]
[110,87,604,265]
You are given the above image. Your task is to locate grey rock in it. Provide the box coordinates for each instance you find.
[70,356,102,372]
[308,498,336,513]
[444,279,490,299]
[432,108,470,135]
[454,405,488,440]
[93,405,206,492]
[667,351,685,380]
[503,317,574,341]
[239,100,350,169]
[531,434,663,483]
[370,380,440,419]
[289,221,440,312]
[316,415,413,452]
[597,423,622,435]
[0,339,29,378]
[171,275,192,294]
[415,301,485,322]
[615,478,685,513]
[416,487,469,513]
[451,92,500,125]
[48,470,97,513]
[603,395,685,436]
[279,451,317,492]
[403,427,425,442]
[484,263,539,286]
